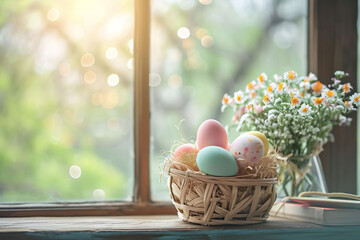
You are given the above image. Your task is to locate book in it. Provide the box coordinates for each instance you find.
[270,202,360,226]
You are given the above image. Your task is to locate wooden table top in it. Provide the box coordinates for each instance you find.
[0,215,359,239]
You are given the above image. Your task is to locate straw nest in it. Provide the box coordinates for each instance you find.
[164,154,278,226]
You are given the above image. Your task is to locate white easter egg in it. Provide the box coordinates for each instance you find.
[229,134,264,163]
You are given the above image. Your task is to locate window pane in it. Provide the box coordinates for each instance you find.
[150,0,307,201]
[0,0,134,202]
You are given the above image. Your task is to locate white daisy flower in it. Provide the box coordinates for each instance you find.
[266,83,277,94]
[246,103,253,111]
[221,93,233,112]
[291,96,300,107]
[300,80,311,90]
[246,81,256,93]
[263,93,272,104]
[277,82,286,94]
[304,72,317,81]
[257,73,268,84]
[298,104,312,115]
[338,83,352,94]
[350,93,360,106]
[284,70,297,80]
[322,89,336,99]
[233,90,244,104]
[222,93,232,105]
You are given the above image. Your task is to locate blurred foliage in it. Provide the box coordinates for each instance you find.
[0,0,308,203]
[0,0,133,202]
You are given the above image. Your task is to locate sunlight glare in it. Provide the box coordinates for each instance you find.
[127,58,134,69]
[93,189,106,201]
[84,71,97,84]
[69,165,81,179]
[177,27,190,39]
[81,53,95,67]
[107,74,120,86]
[47,8,60,22]
[149,73,161,87]
[105,47,118,59]
[201,35,214,48]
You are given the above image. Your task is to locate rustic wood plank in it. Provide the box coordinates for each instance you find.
[0,216,335,232]
[0,216,359,240]
[308,0,358,194]
[0,203,176,217]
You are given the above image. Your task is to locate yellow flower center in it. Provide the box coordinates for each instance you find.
[247,83,254,90]
[313,97,324,105]
[222,97,229,104]
[278,83,283,91]
[326,90,335,97]
[267,86,273,93]
[246,104,253,110]
[354,96,360,103]
[288,71,295,79]
[302,107,308,113]
[263,95,269,102]
[259,74,264,83]
[236,95,241,101]
[300,92,304,98]
[344,84,350,93]
[251,92,255,99]
[291,97,299,106]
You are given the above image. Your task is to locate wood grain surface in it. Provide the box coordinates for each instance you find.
[0,215,359,240]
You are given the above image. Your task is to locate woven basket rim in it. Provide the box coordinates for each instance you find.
[168,168,278,184]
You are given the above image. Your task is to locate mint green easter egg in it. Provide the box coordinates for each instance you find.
[196,146,238,177]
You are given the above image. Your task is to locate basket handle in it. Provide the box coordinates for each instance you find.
[298,191,360,201]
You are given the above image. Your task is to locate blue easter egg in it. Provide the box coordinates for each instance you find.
[196,146,238,177]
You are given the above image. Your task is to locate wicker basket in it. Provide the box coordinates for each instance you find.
[167,168,277,226]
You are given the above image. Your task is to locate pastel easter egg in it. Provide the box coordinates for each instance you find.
[196,119,228,150]
[244,131,269,156]
[229,134,264,163]
[196,146,238,177]
[173,144,199,171]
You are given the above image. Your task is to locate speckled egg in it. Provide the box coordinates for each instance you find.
[173,144,199,171]
[229,134,264,163]
[196,119,228,150]
[196,146,238,177]
[244,131,269,156]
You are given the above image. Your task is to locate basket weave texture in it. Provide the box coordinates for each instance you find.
[168,168,277,226]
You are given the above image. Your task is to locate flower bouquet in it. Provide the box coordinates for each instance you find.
[221,71,359,197]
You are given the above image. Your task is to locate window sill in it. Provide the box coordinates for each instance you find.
[1,215,359,239]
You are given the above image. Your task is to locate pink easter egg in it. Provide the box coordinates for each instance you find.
[196,119,228,150]
[173,144,199,171]
[174,144,197,158]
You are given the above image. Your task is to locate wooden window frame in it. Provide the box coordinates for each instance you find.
[308,0,358,194]
[0,0,175,217]
[0,0,357,217]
